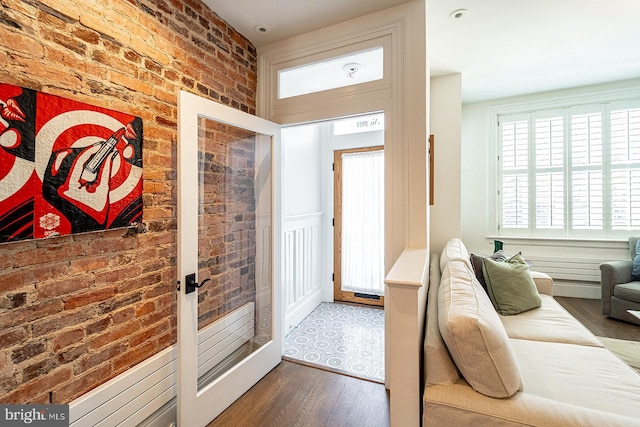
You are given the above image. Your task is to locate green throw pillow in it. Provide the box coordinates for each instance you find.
[482,253,541,315]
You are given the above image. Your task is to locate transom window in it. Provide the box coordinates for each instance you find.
[497,99,640,238]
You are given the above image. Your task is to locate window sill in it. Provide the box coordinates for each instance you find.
[485,235,628,250]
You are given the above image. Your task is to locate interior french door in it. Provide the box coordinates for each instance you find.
[177,91,282,427]
[334,146,384,307]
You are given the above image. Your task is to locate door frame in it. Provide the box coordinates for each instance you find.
[333,146,385,306]
[176,90,282,427]
[257,0,427,397]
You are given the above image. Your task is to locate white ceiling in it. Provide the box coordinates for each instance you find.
[203,0,640,103]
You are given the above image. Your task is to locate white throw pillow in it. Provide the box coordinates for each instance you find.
[439,238,472,273]
[438,260,524,398]
[425,253,460,385]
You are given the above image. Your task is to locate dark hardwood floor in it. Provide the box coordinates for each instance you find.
[555,297,640,341]
[207,360,390,427]
[208,297,638,427]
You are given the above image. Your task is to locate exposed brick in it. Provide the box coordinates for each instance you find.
[38,277,87,299]
[112,307,135,324]
[0,270,36,292]
[0,327,28,349]
[0,26,44,58]
[164,69,179,81]
[76,341,127,373]
[73,27,100,44]
[53,328,85,351]
[135,301,155,317]
[0,0,258,405]
[56,343,89,365]
[12,341,47,364]
[51,364,112,403]
[113,341,155,374]
[22,358,56,382]
[31,306,94,337]
[38,0,81,20]
[14,244,82,268]
[90,321,141,350]
[129,322,164,347]
[96,292,142,316]
[63,286,117,310]
[85,316,111,336]
[1,367,73,404]
[69,256,110,274]
[0,300,64,330]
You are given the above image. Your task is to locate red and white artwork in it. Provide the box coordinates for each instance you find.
[0,83,143,243]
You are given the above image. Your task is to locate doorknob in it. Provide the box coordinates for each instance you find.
[185,273,211,294]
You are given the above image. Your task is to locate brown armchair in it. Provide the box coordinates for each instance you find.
[599,237,640,325]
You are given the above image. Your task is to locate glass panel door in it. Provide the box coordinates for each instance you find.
[334,146,384,306]
[177,91,281,426]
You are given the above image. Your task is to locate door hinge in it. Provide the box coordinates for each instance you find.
[332,273,335,282]
[332,162,335,171]
[332,218,335,226]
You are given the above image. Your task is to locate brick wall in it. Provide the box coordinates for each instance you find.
[0,0,257,404]
[197,119,256,329]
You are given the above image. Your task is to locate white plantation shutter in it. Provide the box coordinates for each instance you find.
[571,112,603,229]
[500,119,529,228]
[497,99,640,237]
[535,116,564,229]
[610,107,640,229]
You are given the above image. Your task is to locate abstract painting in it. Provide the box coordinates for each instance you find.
[0,83,143,243]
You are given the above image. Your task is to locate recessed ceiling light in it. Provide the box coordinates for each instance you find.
[254,24,271,34]
[449,9,467,19]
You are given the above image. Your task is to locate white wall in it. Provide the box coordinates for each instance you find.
[282,123,322,216]
[429,74,462,254]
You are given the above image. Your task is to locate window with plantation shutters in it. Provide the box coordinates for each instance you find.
[497,100,640,238]
[500,119,529,228]
[571,111,602,230]
[610,107,640,230]
[535,115,564,229]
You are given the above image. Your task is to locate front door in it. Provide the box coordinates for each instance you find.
[177,91,282,426]
[333,146,384,307]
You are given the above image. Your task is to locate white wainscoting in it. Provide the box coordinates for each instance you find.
[69,302,255,427]
[283,212,324,333]
[256,214,272,311]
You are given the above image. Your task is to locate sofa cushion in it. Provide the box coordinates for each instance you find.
[438,260,523,398]
[483,253,542,315]
[425,253,460,386]
[530,270,554,295]
[440,238,472,273]
[614,282,640,303]
[510,338,640,420]
[423,382,640,427]
[500,294,604,347]
[469,250,507,291]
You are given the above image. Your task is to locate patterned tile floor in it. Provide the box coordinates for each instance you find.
[283,302,385,383]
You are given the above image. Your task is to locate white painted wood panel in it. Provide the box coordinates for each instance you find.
[283,213,323,332]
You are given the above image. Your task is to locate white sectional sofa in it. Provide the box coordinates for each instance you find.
[423,238,640,426]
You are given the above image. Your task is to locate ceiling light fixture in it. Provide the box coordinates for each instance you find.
[254,24,271,34]
[343,62,361,79]
[449,9,467,19]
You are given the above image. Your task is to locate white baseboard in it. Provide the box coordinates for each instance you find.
[553,281,601,299]
[284,287,323,333]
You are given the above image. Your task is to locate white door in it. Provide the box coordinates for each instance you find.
[177,91,282,427]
